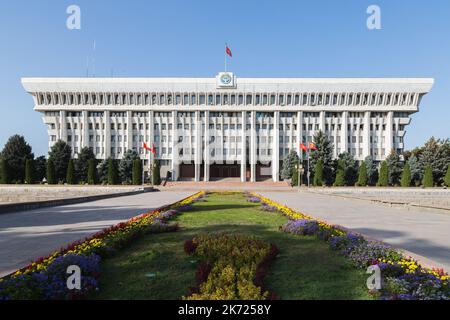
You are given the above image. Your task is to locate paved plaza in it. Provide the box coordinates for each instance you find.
[0,191,192,277]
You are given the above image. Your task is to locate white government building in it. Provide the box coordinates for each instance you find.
[21,73,434,182]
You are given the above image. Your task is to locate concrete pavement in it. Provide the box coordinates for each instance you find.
[260,190,450,271]
[0,191,192,277]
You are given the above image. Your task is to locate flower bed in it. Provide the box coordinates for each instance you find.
[252,192,450,300]
[183,233,278,300]
[0,192,205,300]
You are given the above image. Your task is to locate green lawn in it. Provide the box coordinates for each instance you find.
[93,192,372,300]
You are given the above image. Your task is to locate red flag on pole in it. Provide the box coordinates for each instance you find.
[226,46,232,58]
[300,143,308,152]
[143,142,156,155]
[309,143,317,151]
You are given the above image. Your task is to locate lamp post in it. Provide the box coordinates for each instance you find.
[299,164,304,189]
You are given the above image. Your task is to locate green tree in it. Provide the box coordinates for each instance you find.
[291,166,299,187]
[132,159,142,185]
[46,159,56,185]
[377,161,389,187]
[108,158,118,185]
[313,159,324,186]
[48,140,72,183]
[119,150,140,184]
[400,163,412,187]
[444,164,450,187]
[408,155,423,187]
[333,159,346,187]
[336,152,358,186]
[75,147,96,183]
[386,150,403,186]
[152,160,161,185]
[310,131,334,185]
[25,159,35,184]
[357,162,368,186]
[0,158,9,184]
[364,156,378,186]
[34,156,47,183]
[97,159,109,185]
[66,159,75,184]
[422,166,434,187]
[281,150,299,180]
[87,159,96,185]
[419,137,450,186]
[0,135,34,183]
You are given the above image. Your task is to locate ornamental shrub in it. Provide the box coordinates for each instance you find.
[356,163,368,186]
[444,164,450,187]
[46,159,56,185]
[107,158,118,185]
[132,159,142,185]
[333,160,346,187]
[422,165,434,188]
[377,161,389,186]
[66,159,75,185]
[400,163,412,187]
[87,159,96,185]
[0,158,10,184]
[291,166,299,186]
[313,159,324,187]
[281,220,320,236]
[25,159,35,184]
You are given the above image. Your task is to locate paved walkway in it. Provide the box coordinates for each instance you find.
[260,191,450,271]
[0,191,192,277]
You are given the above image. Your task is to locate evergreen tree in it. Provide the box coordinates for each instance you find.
[48,140,72,183]
[377,161,389,187]
[357,162,368,186]
[132,159,142,185]
[400,163,412,187]
[75,147,96,183]
[0,158,9,184]
[444,164,450,187]
[34,156,47,183]
[25,159,35,184]
[152,160,161,185]
[281,150,299,180]
[336,152,358,186]
[313,159,324,186]
[87,159,96,185]
[364,156,378,186]
[419,138,450,186]
[107,158,118,185]
[291,166,299,187]
[0,135,34,183]
[408,155,423,187]
[333,159,346,186]
[422,166,434,187]
[66,159,75,184]
[46,159,56,185]
[97,159,109,185]
[310,131,334,185]
[386,150,403,186]
[119,150,140,184]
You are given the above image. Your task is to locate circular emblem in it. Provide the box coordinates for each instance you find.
[220,73,232,85]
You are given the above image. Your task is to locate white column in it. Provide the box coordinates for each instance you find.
[319,111,326,132]
[341,111,348,154]
[148,111,154,171]
[363,111,371,159]
[204,111,210,182]
[297,111,303,160]
[250,111,257,182]
[60,111,67,142]
[126,111,133,152]
[272,111,280,182]
[386,111,394,157]
[82,110,89,149]
[171,111,178,181]
[241,111,247,182]
[194,111,201,182]
[105,111,111,158]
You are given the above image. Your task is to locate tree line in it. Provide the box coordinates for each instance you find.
[0,135,161,186]
[281,131,450,188]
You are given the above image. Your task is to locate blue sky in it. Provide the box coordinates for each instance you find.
[0,0,449,156]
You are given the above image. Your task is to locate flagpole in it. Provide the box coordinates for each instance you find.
[224,44,227,72]
[307,149,311,188]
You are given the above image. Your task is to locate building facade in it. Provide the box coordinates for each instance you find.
[22,73,434,182]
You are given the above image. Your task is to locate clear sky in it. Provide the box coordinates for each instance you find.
[0,0,449,156]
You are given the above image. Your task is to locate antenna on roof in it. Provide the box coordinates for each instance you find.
[86,56,89,77]
[92,40,96,77]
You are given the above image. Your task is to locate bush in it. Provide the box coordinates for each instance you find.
[107,158,118,185]
[422,166,434,187]
[313,159,324,186]
[0,158,9,184]
[333,160,345,187]
[0,135,34,183]
[46,159,56,185]
[281,220,320,236]
[400,163,412,187]
[291,167,299,186]
[25,159,35,184]
[377,161,389,186]
[132,159,142,185]
[48,140,72,183]
[87,159,96,185]
[444,164,450,187]
[356,163,368,186]
[66,159,75,185]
